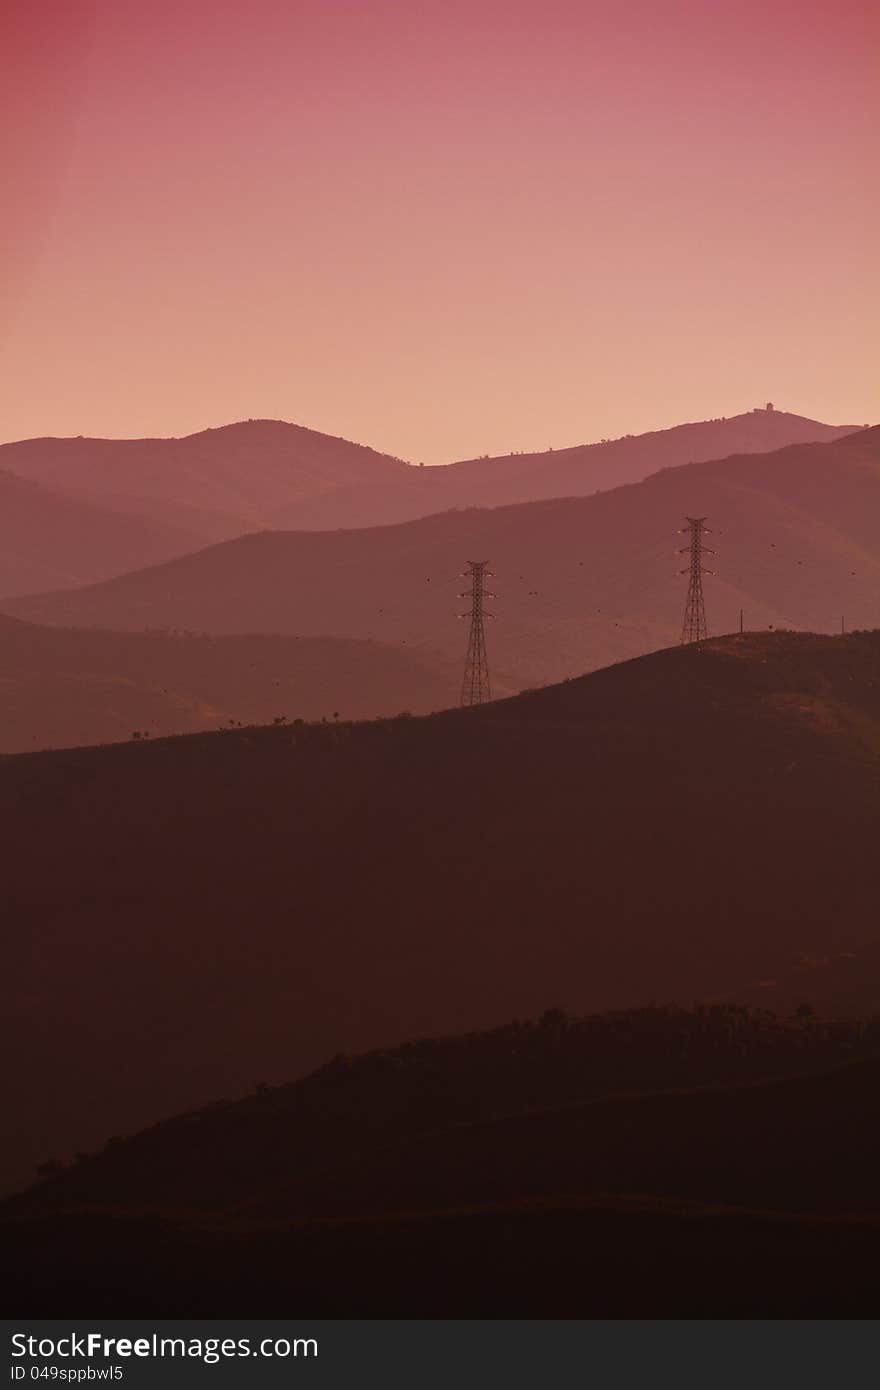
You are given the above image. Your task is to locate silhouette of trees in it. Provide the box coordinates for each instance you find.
[39,1002,880,1203]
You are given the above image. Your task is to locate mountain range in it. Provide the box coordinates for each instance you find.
[6,426,878,688]
[0,410,859,597]
[271,407,862,530]
[0,421,410,597]
[4,404,879,1318]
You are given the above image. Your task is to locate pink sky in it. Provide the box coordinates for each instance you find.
[2,0,877,463]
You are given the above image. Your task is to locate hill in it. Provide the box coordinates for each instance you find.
[0,413,857,557]
[5,1008,880,1315]
[0,616,464,753]
[6,1194,880,1316]
[3,629,880,1200]
[0,469,210,598]
[272,408,862,531]
[11,1005,880,1216]
[6,427,879,687]
[0,419,415,543]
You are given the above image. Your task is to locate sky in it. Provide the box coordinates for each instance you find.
[2,0,878,463]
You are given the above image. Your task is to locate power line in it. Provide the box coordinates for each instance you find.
[679,517,714,645]
[459,560,494,705]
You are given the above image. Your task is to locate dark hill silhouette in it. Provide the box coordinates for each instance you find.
[6,1195,880,1316]
[10,1006,880,1217]
[5,1008,880,1316]
[272,408,861,530]
[3,630,880,1200]
[0,616,464,753]
[0,469,208,597]
[6,427,878,686]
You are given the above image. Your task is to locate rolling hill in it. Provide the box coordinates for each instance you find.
[3,629,880,1201]
[1,412,858,554]
[271,407,862,530]
[11,1005,879,1218]
[0,419,415,543]
[5,1008,880,1315]
[0,616,464,753]
[0,468,210,598]
[6,427,878,687]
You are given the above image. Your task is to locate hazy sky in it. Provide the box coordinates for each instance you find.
[3,0,877,462]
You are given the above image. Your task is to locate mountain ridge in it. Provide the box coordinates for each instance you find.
[273,408,863,530]
[5,428,878,686]
[1,410,861,543]
[0,419,412,533]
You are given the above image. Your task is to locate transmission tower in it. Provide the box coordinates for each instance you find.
[459,560,494,705]
[679,517,714,644]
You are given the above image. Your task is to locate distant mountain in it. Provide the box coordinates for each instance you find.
[7,427,877,687]
[271,408,862,530]
[0,468,209,598]
[4,629,880,1199]
[0,419,414,543]
[0,413,859,556]
[0,616,464,754]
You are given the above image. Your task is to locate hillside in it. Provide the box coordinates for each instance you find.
[0,420,415,543]
[3,630,880,1200]
[272,408,862,530]
[0,616,464,753]
[6,427,878,687]
[11,1006,880,1216]
[0,469,209,598]
[0,414,857,557]
[5,1009,880,1315]
[6,1195,880,1316]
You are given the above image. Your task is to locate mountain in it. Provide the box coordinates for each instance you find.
[271,408,863,530]
[0,419,415,542]
[3,629,880,1200]
[5,1009,880,1315]
[0,468,211,598]
[0,615,464,754]
[0,412,860,604]
[1,413,859,551]
[6,426,878,687]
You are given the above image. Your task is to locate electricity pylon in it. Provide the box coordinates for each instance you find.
[679,517,714,644]
[459,560,494,705]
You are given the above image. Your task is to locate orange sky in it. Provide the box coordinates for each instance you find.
[2,0,877,463]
